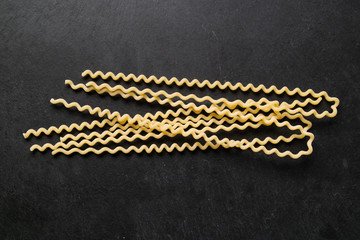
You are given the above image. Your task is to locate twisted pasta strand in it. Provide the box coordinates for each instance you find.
[60,121,142,143]
[52,128,314,159]
[50,98,286,132]
[84,81,327,117]
[82,70,339,118]
[45,98,312,156]
[66,80,281,115]
[23,118,118,139]
[31,113,305,152]
[66,79,324,119]
[23,70,338,159]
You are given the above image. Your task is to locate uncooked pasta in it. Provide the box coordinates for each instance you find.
[23,70,339,159]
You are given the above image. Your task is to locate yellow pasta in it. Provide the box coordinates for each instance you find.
[51,130,314,159]
[82,70,339,118]
[49,98,285,131]
[84,81,327,117]
[60,121,143,143]
[23,118,118,139]
[23,70,339,159]
[66,79,324,119]
[66,80,281,115]
[31,112,306,153]
[31,109,312,159]
[30,98,311,158]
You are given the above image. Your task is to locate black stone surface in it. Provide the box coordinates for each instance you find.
[1,0,359,239]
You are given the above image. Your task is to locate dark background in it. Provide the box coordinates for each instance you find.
[1,0,359,239]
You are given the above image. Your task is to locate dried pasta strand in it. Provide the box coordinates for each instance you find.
[82,70,339,118]
[60,121,143,143]
[23,70,339,159]
[49,98,286,132]
[23,118,118,139]
[40,111,312,159]
[48,98,311,143]
[108,109,311,133]
[66,80,281,115]
[85,81,282,112]
[48,113,311,156]
[49,97,313,157]
[84,81,326,117]
[66,80,284,131]
[63,114,248,144]
[31,112,305,152]
[31,97,311,155]
[66,79,324,118]
[52,128,314,159]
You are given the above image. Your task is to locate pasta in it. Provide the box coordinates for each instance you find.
[82,70,339,118]
[23,118,118,139]
[23,70,339,159]
[31,113,306,153]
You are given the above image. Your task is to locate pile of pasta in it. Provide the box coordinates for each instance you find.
[23,70,339,159]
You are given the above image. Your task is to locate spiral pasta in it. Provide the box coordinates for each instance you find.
[23,118,118,139]
[82,70,339,118]
[51,130,314,159]
[23,70,339,159]
[31,113,306,152]
[32,98,312,158]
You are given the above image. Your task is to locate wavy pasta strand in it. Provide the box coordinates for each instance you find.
[82,70,339,118]
[52,130,314,159]
[23,118,118,139]
[23,70,339,159]
[31,114,304,152]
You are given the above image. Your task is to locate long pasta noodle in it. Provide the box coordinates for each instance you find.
[82,70,339,118]
[23,70,339,159]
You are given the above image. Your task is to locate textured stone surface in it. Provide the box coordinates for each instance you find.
[0,0,359,239]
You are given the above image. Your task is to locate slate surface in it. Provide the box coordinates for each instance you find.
[0,0,359,239]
